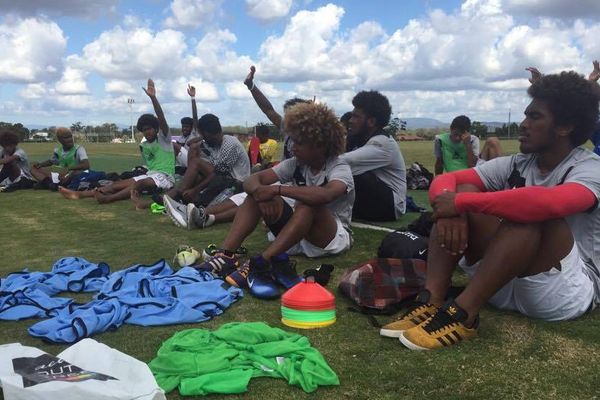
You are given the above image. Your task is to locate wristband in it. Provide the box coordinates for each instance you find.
[191,96,195,100]
[249,82,255,91]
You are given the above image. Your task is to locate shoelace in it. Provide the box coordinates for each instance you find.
[396,300,428,320]
[422,309,458,334]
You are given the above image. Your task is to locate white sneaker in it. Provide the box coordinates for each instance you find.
[163,195,188,229]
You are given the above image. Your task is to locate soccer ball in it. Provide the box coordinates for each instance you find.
[173,245,200,268]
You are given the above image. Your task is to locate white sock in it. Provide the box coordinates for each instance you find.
[204,214,216,227]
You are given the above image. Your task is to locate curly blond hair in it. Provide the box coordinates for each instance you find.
[283,102,345,158]
[55,127,72,138]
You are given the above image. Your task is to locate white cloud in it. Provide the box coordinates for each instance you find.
[19,83,49,99]
[105,80,136,95]
[246,0,293,23]
[258,4,346,81]
[55,65,89,95]
[225,82,250,99]
[0,17,66,83]
[72,26,188,80]
[188,29,255,81]
[169,77,219,101]
[164,0,223,29]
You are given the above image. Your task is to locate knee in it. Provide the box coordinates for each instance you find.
[499,219,542,237]
[486,137,501,147]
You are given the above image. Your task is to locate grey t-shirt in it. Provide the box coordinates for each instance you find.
[0,147,32,179]
[272,156,355,230]
[475,148,600,298]
[51,146,88,165]
[340,134,407,217]
[199,135,250,182]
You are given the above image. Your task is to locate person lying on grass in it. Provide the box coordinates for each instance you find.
[31,127,90,191]
[200,102,354,299]
[59,79,175,206]
[380,71,600,350]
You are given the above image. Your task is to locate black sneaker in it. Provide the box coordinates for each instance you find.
[271,253,301,289]
[246,255,280,299]
[303,264,334,286]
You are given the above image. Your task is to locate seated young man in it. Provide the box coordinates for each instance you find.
[31,127,90,191]
[340,90,406,221]
[434,115,503,175]
[247,124,278,172]
[205,102,354,298]
[0,131,35,192]
[59,79,175,205]
[380,71,600,350]
[162,114,250,219]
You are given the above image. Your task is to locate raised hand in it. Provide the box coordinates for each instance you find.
[142,78,156,97]
[526,67,542,84]
[187,84,196,97]
[589,60,600,82]
[244,65,256,89]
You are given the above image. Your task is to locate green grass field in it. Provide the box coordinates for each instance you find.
[1,140,598,400]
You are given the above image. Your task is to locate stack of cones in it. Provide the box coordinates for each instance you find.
[281,280,336,329]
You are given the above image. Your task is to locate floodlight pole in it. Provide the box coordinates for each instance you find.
[128,98,135,142]
[507,107,511,139]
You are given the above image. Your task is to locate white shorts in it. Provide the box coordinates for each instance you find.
[459,243,595,321]
[50,170,88,184]
[133,171,174,190]
[269,217,352,258]
[229,191,295,207]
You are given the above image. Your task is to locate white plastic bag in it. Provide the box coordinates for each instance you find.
[0,339,165,400]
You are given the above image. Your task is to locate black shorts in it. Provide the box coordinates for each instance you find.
[353,171,397,222]
[265,200,294,236]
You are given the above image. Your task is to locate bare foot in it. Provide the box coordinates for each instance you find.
[94,190,111,204]
[130,189,151,210]
[58,186,82,200]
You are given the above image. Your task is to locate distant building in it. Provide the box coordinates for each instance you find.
[32,132,50,141]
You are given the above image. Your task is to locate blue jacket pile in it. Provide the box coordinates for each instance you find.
[0,257,243,343]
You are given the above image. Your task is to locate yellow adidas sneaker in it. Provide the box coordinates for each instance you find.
[399,300,478,350]
[380,291,440,338]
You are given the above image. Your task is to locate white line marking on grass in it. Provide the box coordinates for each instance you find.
[351,222,395,232]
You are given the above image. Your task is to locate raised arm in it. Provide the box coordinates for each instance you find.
[188,84,199,132]
[526,67,543,84]
[244,66,283,127]
[143,79,169,134]
[588,60,600,82]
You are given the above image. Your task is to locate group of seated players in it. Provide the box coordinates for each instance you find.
[3,62,600,351]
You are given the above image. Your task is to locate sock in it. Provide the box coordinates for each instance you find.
[204,214,216,227]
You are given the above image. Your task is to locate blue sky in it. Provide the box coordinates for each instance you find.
[1,0,600,129]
